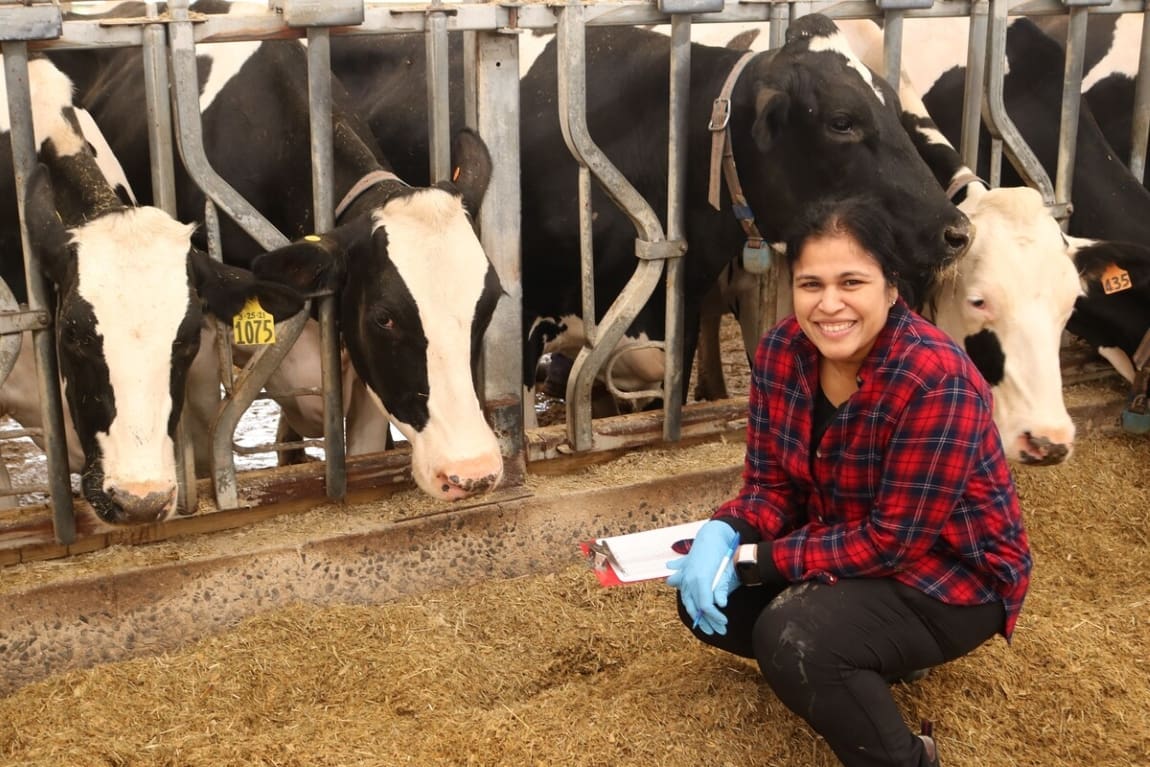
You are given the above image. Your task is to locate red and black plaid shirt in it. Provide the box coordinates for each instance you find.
[715,301,1031,638]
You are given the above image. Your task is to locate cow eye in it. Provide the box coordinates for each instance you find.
[373,312,395,330]
[968,296,987,310]
[829,114,854,134]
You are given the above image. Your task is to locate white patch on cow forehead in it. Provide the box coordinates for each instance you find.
[2,58,87,157]
[808,33,885,105]
[73,207,195,468]
[199,39,265,112]
[373,190,489,303]
[373,189,489,348]
[1083,14,1142,91]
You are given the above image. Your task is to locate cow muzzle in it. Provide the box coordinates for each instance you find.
[86,476,178,524]
[1015,430,1071,467]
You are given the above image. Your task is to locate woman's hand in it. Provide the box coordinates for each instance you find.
[666,520,741,635]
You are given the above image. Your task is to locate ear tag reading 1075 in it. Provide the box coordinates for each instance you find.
[1102,263,1133,295]
[233,296,276,346]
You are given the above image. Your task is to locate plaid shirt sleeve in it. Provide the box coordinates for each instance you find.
[772,373,989,579]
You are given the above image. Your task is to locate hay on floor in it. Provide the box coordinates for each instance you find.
[0,427,1147,767]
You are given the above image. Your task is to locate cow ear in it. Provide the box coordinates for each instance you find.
[252,233,347,293]
[188,249,306,322]
[449,128,493,216]
[1069,238,1150,295]
[750,86,788,153]
[24,163,73,287]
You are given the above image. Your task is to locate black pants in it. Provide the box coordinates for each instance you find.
[676,578,1004,767]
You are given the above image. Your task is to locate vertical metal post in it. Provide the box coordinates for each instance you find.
[961,0,989,173]
[663,16,691,442]
[881,10,905,85]
[2,43,75,542]
[1055,7,1089,228]
[426,1,452,183]
[475,30,526,487]
[306,25,346,501]
[1129,7,1150,183]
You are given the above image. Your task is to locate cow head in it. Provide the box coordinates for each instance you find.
[23,164,304,524]
[737,14,972,305]
[927,185,1081,465]
[253,135,505,501]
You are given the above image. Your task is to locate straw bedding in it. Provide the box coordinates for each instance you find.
[0,417,1147,767]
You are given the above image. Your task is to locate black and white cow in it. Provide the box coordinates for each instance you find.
[1034,13,1145,184]
[53,1,506,500]
[877,16,1150,404]
[0,54,304,523]
[514,16,971,415]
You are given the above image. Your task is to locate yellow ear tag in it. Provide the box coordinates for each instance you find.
[304,234,321,242]
[452,166,461,183]
[1101,263,1133,295]
[233,296,276,346]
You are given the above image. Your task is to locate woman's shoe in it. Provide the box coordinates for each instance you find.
[919,719,940,767]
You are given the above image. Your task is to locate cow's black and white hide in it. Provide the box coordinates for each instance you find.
[513,16,971,422]
[0,55,304,523]
[51,1,506,501]
[861,16,1150,409]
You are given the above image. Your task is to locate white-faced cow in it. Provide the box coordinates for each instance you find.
[514,16,971,420]
[877,16,1150,410]
[0,54,305,523]
[52,0,505,501]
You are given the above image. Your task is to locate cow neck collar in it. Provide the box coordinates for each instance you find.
[945,170,987,205]
[335,169,408,221]
[707,51,765,251]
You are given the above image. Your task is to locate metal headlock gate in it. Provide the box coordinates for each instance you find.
[0,0,1147,550]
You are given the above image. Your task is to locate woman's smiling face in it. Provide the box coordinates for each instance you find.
[792,232,897,368]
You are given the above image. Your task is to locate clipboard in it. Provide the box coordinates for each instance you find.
[581,519,707,586]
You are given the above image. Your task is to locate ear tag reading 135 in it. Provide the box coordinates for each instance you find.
[233,296,276,346]
[1102,263,1133,295]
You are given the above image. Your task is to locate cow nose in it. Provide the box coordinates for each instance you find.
[943,213,973,261]
[1017,431,1071,467]
[436,457,504,500]
[107,481,177,523]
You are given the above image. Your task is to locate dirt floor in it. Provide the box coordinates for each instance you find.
[0,382,1147,766]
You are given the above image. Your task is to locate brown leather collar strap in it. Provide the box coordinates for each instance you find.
[708,51,756,212]
[944,170,987,202]
[334,169,405,221]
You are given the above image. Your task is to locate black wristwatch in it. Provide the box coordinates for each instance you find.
[734,543,762,586]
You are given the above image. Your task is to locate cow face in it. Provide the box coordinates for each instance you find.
[254,175,505,501]
[739,14,971,305]
[23,164,303,524]
[927,185,1080,465]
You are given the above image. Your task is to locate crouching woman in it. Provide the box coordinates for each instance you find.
[667,195,1031,767]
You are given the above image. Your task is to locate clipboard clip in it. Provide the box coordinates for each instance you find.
[586,539,622,574]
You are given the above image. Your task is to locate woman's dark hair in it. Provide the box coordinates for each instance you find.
[783,196,901,285]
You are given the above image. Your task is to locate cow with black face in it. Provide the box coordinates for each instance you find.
[1,55,304,523]
[514,15,971,413]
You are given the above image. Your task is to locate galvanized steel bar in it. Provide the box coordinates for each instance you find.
[1129,6,1150,183]
[984,0,1056,204]
[662,15,691,442]
[556,2,667,451]
[306,25,347,501]
[579,166,596,344]
[881,9,905,84]
[2,42,75,542]
[164,0,311,508]
[474,29,526,486]
[1054,6,1088,226]
[960,0,988,169]
[426,2,452,182]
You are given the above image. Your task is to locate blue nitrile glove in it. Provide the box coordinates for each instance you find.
[666,520,741,636]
